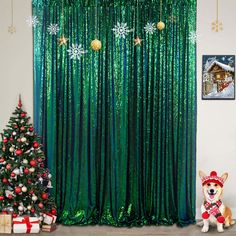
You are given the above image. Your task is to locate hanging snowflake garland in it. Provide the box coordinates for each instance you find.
[67,44,87,60]
[26,16,39,28]
[144,22,156,34]
[189,31,199,44]
[47,24,59,35]
[112,22,133,39]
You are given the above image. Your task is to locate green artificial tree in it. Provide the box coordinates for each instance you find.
[0,97,56,219]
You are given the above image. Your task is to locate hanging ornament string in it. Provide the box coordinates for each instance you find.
[8,0,16,34]
[157,0,165,30]
[91,0,102,51]
[212,0,223,32]
[58,0,68,46]
[134,0,142,46]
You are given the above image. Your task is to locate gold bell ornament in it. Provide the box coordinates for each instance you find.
[91,39,102,51]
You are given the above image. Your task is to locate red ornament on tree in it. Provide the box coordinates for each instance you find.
[40,164,45,168]
[13,202,18,206]
[51,209,57,215]
[6,164,11,170]
[29,190,34,195]
[28,179,32,184]
[0,196,5,201]
[41,193,48,200]
[42,173,47,178]
[11,172,16,177]
[30,209,35,213]
[33,142,39,149]
[38,203,44,209]
[37,158,43,163]
[8,194,13,199]
[0,157,5,163]
[20,113,26,118]
[24,168,30,174]
[29,127,34,132]
[14,125,18,129]
[2,178,8,184]
[15,187,22,194]
[12,213,18,218]
[16,149,23,156]
[1,211,8,214]
[3,138,8,143]
[20,127,25,131]
[9,137,13,141]
[30,160,37,167]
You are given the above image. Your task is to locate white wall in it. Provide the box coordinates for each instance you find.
[0,0,236,219]
[196,0,236,218]
[0,0,33,131]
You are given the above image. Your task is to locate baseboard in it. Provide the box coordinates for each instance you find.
[196,208,236,219]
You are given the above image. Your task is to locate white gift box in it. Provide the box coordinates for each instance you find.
[13,216,40,234]
[43,213,57,225]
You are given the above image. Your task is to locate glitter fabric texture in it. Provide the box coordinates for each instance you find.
[33,0,196,226]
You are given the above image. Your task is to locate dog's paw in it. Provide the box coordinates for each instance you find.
[217,228,224,233]
[201,226,209,233]
[231,220,235,225]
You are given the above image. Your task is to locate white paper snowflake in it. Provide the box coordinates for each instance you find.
[26,16,39,28]
[67,44,87,60]
[189,31,198,44]
[47,24,59,35]
[144,22,156,34]
[112,22,133,39]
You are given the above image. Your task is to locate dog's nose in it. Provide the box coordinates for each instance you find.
[210,189,214,193]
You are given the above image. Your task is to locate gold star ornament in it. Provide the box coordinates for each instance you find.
[58,35,69,46]
[8,25,16,34]
[134,37,142,46]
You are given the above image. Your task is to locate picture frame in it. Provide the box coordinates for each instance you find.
[202,55,235,100]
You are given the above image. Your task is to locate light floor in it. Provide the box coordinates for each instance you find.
[17,224,236,236]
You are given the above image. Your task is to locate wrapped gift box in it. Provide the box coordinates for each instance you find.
[0,214,12,234]
[13,216,40,234]
[43,213,57,225]
[42,223,57,232]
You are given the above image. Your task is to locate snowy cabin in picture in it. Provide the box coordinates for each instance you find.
[203,59,234,99]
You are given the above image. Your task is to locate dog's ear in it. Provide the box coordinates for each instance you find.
[199,170,206,179]
[221,172,228,182]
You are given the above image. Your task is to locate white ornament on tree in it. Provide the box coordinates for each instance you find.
[9,147,15,152]
[22,186,27,192]
[12,132,17,136]
[18,206,24,211]
[21,137,27,142]
[32,195,38,201]
[13,168,20,175]
[22,159,28,164]
[29,167,35,173]
[27,205,32,210]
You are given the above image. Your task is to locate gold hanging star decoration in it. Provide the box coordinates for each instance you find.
[212,20,223,32]
[8,25,16,34]
[58,35,69,46]
[134,37,142,46]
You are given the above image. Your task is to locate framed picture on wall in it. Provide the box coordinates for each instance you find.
[202,55,235,100]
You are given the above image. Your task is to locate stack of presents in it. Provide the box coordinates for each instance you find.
[0,213,56,234]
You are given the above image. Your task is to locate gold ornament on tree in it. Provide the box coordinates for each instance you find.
[58,0,68,46]
[8,0,16,34]
[157,0,165,31]
[91,0,102,51]
[134,0,142,46]
[212,0,223,32]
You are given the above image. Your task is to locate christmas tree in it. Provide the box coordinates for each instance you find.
[0,97,56,219]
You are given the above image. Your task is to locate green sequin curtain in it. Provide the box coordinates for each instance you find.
[33,0,196,226]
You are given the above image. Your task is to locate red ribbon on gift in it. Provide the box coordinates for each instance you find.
[44,212,56,223]
[13,216,39,233]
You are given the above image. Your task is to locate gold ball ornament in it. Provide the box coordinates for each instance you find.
[157,21,165,30]
[91,39,102,51]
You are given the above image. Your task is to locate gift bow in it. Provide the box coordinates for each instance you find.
[13,216,39,233]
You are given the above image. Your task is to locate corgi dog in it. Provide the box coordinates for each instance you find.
[199,170,235,233]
